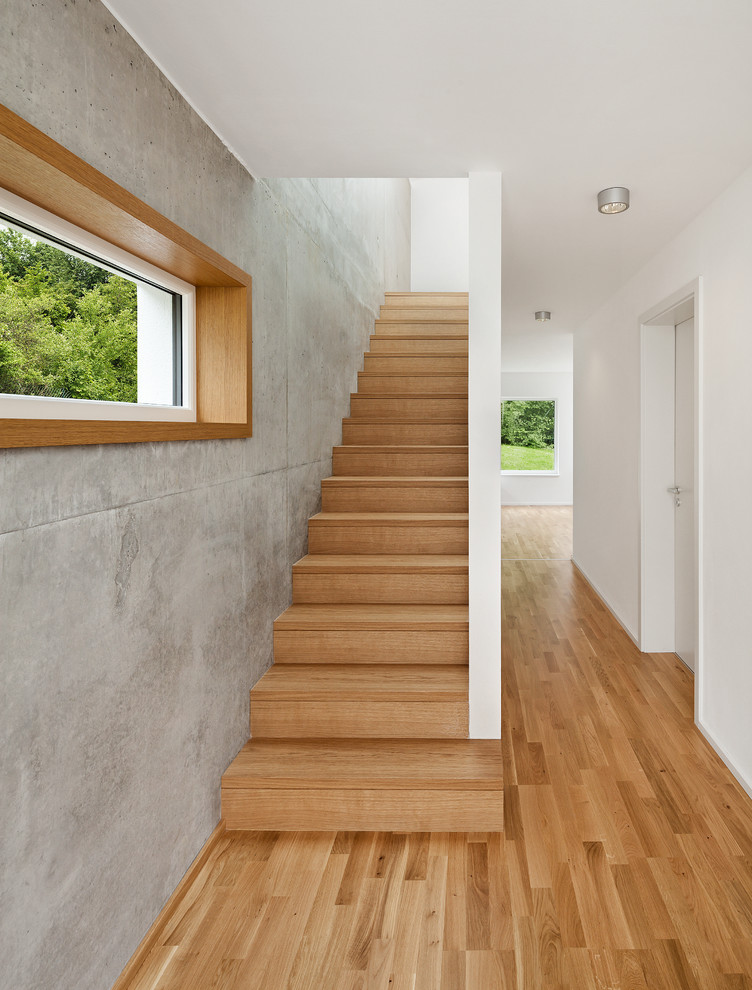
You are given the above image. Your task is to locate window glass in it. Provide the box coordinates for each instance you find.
[0,213,180,406]
[501,398,556,472]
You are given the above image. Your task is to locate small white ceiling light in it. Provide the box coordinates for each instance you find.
[597,187,630,214]
[535,311,551,322]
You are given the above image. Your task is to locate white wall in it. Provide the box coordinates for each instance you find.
[501,371,573,505]
[468,172,502,739]
[574,164,752,794]
[410,178,469,291]
[136,282,174,405]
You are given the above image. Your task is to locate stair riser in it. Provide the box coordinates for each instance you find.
[333,449,467,476]
[373,322,467,337]
[341,423,468,445]
[357,374,467,396]
[251,701,468,739]
[369,337,468,355]
[292,573,469,604]
[308,524,468,554]
[222,788,502,831]
[379,308,468,321]
[273,629,468,663]
[349,397,467,420]
[322,484,468,513]
[384,293,468,308]
[363,356,467,374]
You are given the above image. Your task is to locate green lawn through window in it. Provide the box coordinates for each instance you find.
[501,444,555,471]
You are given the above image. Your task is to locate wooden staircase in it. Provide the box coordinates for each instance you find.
[221,292,502,830]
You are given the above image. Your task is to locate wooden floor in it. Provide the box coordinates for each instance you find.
[501,505,572,560]
[119,511,752,990]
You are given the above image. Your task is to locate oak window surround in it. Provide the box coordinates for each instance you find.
[0,103,252,448]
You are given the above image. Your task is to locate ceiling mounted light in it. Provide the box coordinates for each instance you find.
[597,187,630,214]
[535,311,551,322]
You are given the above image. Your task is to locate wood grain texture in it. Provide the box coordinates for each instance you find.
[0,103,252,447]
[363,355,468,373]
[501,505,573,560]
[348,396,468,420]
[341,421,468,445]
[292,554,468,604]
[116,509,752,988]
[356,373,468,396]
[322,477,469,513]
[308,514,469,554]
[333,446,468,476]
[369,337,468,354]
[251,701,469,739]
[220,293,472,816]
[196,286,250,424]
[221,792,503,831]
[273,629,469,664]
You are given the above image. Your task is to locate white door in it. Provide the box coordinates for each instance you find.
[674,317,695,670]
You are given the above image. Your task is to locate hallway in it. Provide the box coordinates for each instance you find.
[118,509,752,990]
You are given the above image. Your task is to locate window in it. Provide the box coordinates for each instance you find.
[0,102,251,447]
[0,187,195,422]
[500,398,557,475]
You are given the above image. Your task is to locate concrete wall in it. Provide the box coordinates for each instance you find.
[574,164,752,796]
[410,178,469,291]
[0,4,410,989]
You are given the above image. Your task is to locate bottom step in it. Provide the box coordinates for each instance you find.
[221,738,503,831]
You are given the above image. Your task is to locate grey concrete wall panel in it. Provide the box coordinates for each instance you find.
[0,2,410,988]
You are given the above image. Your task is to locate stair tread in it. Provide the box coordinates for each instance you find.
[324,476,468,485]
[364,352,467,357]
[223,738,501,790]
[294,553,468,574]
[360,368,467,374]
[342,418,466,425]
[333,444,467,453]
[310,512,468,525]
[275,603,468,630]
[252,663,467,702]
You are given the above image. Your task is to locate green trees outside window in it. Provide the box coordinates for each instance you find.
[0,226,138,402]
[501,398,556,471]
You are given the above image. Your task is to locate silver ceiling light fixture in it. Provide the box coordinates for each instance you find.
[535,311,551,322]
[597,187,630,214]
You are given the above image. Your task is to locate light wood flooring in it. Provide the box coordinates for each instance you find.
[501,505,572,560]
[117,511,752,990]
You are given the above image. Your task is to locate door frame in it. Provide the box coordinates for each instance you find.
[639,277,703,723]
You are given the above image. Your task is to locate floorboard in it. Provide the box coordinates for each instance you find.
[115,507,752,990]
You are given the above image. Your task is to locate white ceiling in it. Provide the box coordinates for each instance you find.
[103,0,752,334]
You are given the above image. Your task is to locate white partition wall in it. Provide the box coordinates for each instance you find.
[410,179,469,291]
[468,172,502,738]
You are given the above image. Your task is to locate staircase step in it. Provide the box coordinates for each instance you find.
[250,664,468,739]
[373,320,467,336]
[379,307,468,321]
[221,738,502,830]
[341,419,468,445]
[384,292,468,308]
[333,444,467,476]
[273,602,468,663]
[308,511,468,553]
[363,354,467,374]
[369,336,468,355]
[321,476,468,512]
[357,372,467,396]
[349,396,467,420]
[293,554,469,604]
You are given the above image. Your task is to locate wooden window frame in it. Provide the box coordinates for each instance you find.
[0,104,252,447]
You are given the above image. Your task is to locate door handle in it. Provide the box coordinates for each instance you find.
[667,487,682,494]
